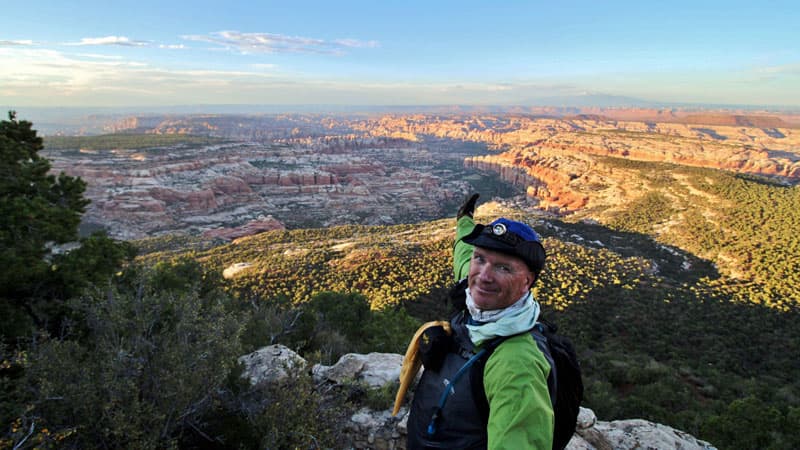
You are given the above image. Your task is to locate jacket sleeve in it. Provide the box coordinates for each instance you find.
[483,333,554,450]
[453,215,475,281]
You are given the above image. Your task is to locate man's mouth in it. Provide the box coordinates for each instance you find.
[473,285,497,296]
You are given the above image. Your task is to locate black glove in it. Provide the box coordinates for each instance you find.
[457,193,480,219]
[419,325,453,372]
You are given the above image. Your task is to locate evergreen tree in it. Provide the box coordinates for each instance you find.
[0,112,132,339]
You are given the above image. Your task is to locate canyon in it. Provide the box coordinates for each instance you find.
[353,113,800,215]
[42,109,800,240]
[45,133,479,239]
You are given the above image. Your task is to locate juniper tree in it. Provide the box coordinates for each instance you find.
[0,111,132,339]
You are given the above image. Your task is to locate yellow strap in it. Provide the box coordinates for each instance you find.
[392,320,452,416]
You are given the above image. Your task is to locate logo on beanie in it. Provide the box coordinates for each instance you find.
[491,223,508,236]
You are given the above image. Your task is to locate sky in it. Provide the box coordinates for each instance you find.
[2,0,799,110]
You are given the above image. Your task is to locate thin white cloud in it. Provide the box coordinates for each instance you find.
[76,53,125,60]
[3,46,796,107]
[1,46,479,105]
[0,39,34,46]
[0,47,286,102]
[2,48,147,84]
[66,36,150,47]
[159,44,186,50]
[727,61,800,86]
[333,38,379,49]
[181,30,378,55]
[754,62,800,76]
[484,84,514,92]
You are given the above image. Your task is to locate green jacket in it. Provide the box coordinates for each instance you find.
[454,215,476,281]
[484,332,554,450]
[452,215,554,449]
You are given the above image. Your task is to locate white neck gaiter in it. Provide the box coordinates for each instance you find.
[465,287,530,323]
[464,287,540,346]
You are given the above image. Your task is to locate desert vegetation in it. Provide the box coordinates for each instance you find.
[3,113,800,449]
[44,133,228,151]
[134,157,800,448]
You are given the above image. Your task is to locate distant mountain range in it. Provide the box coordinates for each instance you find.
[6,97,800,135]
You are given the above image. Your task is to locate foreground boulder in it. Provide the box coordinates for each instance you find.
[346,406,716,450]
[580,417,717,450]
[237,344,306,385]
[239,345,717,450]
[313,352,404,388]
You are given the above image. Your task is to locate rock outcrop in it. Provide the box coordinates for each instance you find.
[313,353,404,388]
[239,345,717,450]
[237,344,307,385]
[222,262,254,279]
[204,215,285,241]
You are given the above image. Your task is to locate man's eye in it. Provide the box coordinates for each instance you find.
[497,265,510,273]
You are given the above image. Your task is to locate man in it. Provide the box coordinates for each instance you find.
[407,194,553,449]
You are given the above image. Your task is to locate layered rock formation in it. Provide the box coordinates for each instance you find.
[44,136,474,239]
[44,111,800,239]
[354,114,800,215]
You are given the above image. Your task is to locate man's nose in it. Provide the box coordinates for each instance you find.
[476,264,494,282]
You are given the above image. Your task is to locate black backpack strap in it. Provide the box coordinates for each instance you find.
[468,320,563,422]
[536,319,584,450]
[448,278,469,312]
[470,332,520,423]
[531,323,558,406]
[425,347,490,437]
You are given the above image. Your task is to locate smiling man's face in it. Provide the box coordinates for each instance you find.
[467,246,533,310]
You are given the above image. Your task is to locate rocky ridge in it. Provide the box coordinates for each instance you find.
[238,344,717,450]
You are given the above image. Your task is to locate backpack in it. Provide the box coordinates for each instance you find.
[446,279,584,450]
[472,317,584,450]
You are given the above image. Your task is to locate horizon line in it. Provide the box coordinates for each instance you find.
[5,102,800,114]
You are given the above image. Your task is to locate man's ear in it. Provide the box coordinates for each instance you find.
[527,271,537,289]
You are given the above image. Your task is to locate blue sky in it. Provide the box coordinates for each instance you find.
[2,0,799,108]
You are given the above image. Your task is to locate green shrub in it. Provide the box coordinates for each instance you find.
[18,267,244,449]
[191,367,351,449]
[364,381,400,411]
[239,294,308,354]
[246,291,421,365]
[701,396,783,450]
